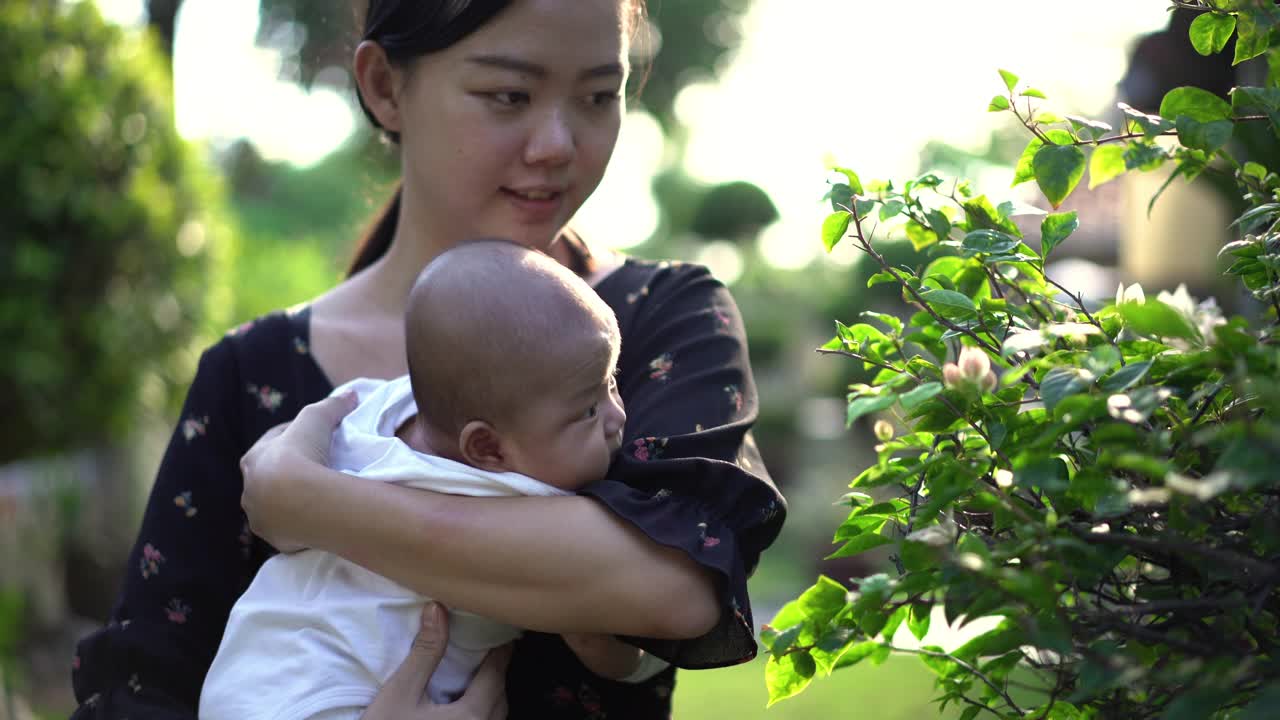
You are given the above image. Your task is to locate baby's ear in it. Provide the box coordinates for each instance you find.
[458,420,509,472]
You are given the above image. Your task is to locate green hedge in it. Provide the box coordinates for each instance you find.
[0,2,233,463]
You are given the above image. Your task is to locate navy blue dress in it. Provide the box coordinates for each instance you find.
[71,257,786,719]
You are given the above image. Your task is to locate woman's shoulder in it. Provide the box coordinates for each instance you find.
[204,306,319,379]
[598,256,723,303]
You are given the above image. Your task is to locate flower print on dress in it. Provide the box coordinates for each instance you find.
[174,490,197,518]
[165,598,191,624]
[139,543,165,579]
[652,488,672,501]
[648,353,673,382]
[549,683,606,720]
[181,415,208,443]
[128,673,142,693]
[714,309,732,330]
[697,522,721,549]
[632,437,667,462]
[724,384,744,414]
[626,284,650,304]
[293,337,309,355]
[247,383,285,412]
[229,319,256,336]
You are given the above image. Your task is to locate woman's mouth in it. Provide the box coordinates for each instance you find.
[502,187,565,223]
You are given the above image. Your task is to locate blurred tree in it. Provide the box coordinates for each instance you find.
[0,1,231,464]
[250,0,754,126]
[145,0,182,59]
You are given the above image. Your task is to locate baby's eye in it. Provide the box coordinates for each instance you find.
[583,404,599,420]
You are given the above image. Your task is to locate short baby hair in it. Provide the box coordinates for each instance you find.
[405,239,621,439]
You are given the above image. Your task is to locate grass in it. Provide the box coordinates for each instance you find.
[673,654,959,720]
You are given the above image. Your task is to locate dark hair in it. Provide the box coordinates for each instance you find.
[347,0,646,277]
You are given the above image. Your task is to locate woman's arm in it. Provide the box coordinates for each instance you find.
[242,412,718,639]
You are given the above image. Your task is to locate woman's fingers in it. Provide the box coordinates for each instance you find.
[288,390,359,462]
[456,642,512,719]
[384,602,450,697]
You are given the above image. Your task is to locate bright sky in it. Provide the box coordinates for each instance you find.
[93,0,1167,262]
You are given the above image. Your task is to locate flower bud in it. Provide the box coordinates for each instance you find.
[943,363,964,388]
[873,419,895,442]
[958,346,991,381]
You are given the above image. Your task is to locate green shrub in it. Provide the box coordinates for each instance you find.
[0,2,233,464]
[768,2,1280,717]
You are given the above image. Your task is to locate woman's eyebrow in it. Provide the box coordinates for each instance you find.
[465,54,624,80]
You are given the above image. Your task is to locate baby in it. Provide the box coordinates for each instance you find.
[200,240,664,720]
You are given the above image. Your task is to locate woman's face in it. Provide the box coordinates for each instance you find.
[395,0,629,252]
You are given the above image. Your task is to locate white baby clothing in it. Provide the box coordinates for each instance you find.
[199,376,665,720]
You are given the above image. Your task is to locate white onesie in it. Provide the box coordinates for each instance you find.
[199,376,666,720]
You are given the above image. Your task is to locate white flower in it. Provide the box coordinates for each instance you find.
[944,346,998,394]
[1116,282,1146,306]
[1156,284,1225,345]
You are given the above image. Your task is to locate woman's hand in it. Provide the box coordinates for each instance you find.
[362,603,511,720]
[240,391,357,551]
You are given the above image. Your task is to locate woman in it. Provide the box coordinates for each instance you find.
[72,1,785,718]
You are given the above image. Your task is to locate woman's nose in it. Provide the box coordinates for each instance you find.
[523,107,575,167]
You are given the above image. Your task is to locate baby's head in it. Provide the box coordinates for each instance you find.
[405,239,626,490]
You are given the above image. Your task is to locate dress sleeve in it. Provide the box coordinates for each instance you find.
[581,264,786,670]
[71,337,256,719]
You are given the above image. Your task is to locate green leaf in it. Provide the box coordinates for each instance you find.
[867,270,897,288]
[905,219,938,251]
[999,69,1019,92]
[952,619,1026,662]
[1033,145,1086,209]
[829,183,854,212]
[847,393,897,427]
[1117,300,1201,342]
[1013,129,1075,186]
[1161,687,1233,720]
[1021,87,1047,99]
[1124,141,1170,171]
[1160,86,1232,123]
[828,532,894,559]
[1175,116,1234,152]
[1066,115,1113,141]
[1040,211,1079,260]
[919,288,978,319]
[961,229,1019,255]
[766,652,815,706]
[1238,685,1280,720]
[963,195,1024,237]
[831,640,884,670]
[862,311,904,335]
[1119,102,1175,139]
[908,601,931,640]
[988,95,1011,112]
[822,211,851,252]
[879,199,905,221]
[1041,367,1094,410]
[1189,12,1236,56]
[1088,144,1127,188]
[833,166,864,195]
[1234,11,1269,65]
[899,382,943,411]
[1100,360,1152,392]
[925,209,952,241]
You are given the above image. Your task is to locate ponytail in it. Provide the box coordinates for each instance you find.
[347,183,402,277]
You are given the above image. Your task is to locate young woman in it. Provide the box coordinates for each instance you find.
[72,2,785,718]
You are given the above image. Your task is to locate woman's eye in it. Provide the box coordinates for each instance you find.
[488,91,530,107]
[588,91,622,107]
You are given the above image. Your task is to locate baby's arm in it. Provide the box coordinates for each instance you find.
[561,633,669,682]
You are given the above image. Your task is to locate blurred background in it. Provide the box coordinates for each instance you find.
[3,0,1254,717]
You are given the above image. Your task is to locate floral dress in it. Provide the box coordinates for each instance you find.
[71,258,786,720]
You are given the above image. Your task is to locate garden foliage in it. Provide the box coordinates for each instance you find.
[0,2,231,464]
[767,2,1280,717]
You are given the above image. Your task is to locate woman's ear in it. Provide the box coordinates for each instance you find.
[353,40,403,133]
[458,420,510,472]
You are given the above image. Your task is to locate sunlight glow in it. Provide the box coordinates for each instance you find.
[573,110,666,249]
[172,0,357,167]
